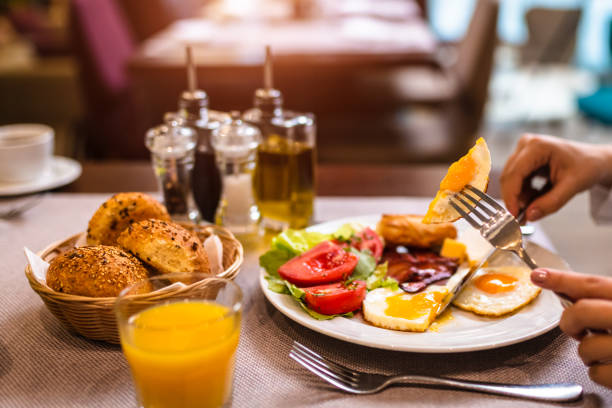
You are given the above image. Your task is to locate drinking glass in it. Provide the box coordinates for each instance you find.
[115,274,242,408]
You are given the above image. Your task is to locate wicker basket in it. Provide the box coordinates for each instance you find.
[25,224,244,344]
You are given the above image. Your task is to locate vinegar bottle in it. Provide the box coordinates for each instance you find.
[177,46,229,223]
[243,46,317,231]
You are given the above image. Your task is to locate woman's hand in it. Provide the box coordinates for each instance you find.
[500,134,612,221]
[531,268,612,389]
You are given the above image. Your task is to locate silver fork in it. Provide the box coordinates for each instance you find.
[449,185,574,309]
[0,193,45,219]
[451,185,538,268]
[289,342,582,402]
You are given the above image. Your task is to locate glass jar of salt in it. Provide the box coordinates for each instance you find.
[145,115,199,223]
[212,111,261,235]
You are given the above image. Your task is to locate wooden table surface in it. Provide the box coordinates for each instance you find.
[61,161,502,198]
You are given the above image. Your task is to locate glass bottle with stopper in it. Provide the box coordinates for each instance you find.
[176,45,229,223]
[243,45,317,231]
[212,111,261,235]
[145,114,199,222]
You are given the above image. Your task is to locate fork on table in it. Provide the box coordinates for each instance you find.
[289,342,582,402]
[0,193,45,220]
[449,185,574,309]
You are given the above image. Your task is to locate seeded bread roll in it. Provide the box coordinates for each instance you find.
[46,246,151,297]
[117,219,210,275]
[377,214,457,248]
[87,192,171,246]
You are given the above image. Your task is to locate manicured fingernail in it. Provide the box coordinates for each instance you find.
[527,207,542,221]
[531,269,548,284]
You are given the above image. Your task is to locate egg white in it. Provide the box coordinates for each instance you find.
[363,264,471,332]
[452,266,541,316]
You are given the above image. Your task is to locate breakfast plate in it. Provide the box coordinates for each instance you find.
[259,214,566,353]
[0,156,81,196]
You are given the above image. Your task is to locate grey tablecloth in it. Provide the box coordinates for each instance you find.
[1,194,610,407]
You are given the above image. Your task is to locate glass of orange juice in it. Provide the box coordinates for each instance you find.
[115,274,242,408]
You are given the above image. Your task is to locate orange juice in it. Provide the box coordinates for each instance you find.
[120,301,241,408]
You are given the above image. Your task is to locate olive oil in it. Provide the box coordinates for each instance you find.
[254,137,315,229]
[244,45,317,230]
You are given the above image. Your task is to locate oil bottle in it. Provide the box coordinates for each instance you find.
[243,46,316,230]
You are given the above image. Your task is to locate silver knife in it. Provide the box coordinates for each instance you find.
[435,209,528,318]
[435,165,552,318]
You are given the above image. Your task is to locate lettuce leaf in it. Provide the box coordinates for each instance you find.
[332,223,357,242]
[265,275,290,294]
[272,229,331,256]
[261,226,372,321]
[260,229,330,277]
[366,262,399,291]
[259,247,294,277]
[347,247,377,281]
[332,222,369,243]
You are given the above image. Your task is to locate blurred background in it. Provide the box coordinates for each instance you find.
[0,0,611,168]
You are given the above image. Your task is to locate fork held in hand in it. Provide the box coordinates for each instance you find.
[450,185,538,269]
[449,185,574,309]
[289,342,582,402]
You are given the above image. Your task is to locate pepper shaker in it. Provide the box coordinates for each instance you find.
[145,116,199,222]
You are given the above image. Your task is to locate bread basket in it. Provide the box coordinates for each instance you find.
[25,224,244,344]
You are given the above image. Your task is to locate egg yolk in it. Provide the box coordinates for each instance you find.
[440,155,477,192]
[474,273,518,294]
[428,309,454,332]
[385,291,446,319]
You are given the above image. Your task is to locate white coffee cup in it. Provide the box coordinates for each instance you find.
[0,124,54,183]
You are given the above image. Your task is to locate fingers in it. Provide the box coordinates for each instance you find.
[560,299,612,339]
[500,140,548,216]
[524,179,578,221]
[531,268,612,300]
[578,334,612,366]
[589,364,612,389]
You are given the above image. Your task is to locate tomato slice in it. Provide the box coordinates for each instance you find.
[278,241,359,286]
[303,280,367,315]
[355,227,383,260]
[340,227,383,260]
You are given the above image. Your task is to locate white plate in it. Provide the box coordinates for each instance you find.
[260,215,566,353]
[0,156,82,196]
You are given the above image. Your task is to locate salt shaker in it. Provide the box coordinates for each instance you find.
[212,111,261,235]
[145,116,199,223]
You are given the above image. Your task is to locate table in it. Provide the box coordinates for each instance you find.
[1,192,611,407]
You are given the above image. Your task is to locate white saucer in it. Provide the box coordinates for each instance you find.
[0,156,82,196]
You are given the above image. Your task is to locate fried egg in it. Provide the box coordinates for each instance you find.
[363,264,471,332]
[452,266,541,316]
[423,138,491,224]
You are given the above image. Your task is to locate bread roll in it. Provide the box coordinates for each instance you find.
[377,214,456,248]
[87,192,170,246]
[46,246,151,297]
[117,219,210,275]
